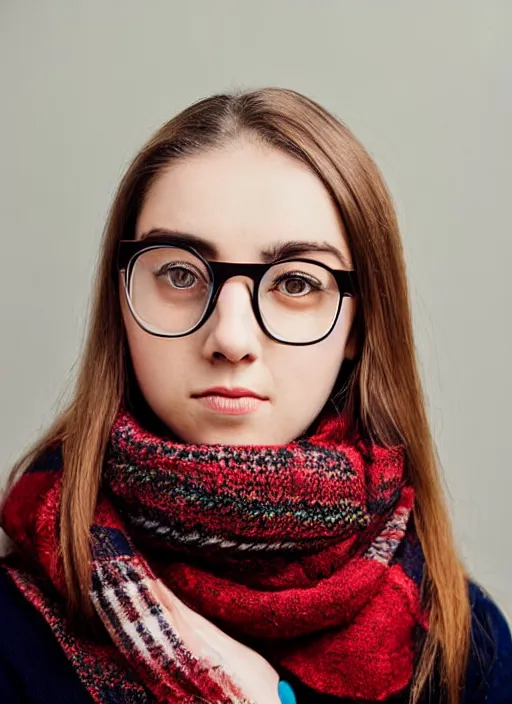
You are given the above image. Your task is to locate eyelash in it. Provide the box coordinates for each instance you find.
[154,262,204,281]
[271,271,323,291]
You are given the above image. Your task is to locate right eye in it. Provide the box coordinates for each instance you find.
[156,263,199,289]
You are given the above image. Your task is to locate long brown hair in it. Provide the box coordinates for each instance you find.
[4,88,470,703]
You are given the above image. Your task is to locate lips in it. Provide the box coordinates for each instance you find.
[192,387,267,400]
[192,387,268,416]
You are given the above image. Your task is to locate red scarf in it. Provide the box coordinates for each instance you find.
[1,411,428,702]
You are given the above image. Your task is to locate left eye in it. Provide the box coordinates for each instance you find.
[276,275,318,296]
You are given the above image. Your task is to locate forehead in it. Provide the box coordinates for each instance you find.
[136,140,351,265]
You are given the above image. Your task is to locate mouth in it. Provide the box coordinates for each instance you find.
[193,387,266,400]
[191,387,268,416]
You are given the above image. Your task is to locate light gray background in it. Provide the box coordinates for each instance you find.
[1,2,510,616]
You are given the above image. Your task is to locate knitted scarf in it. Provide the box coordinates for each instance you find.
[1,410,427,703]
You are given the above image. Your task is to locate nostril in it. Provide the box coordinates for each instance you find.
[212,350,252,363]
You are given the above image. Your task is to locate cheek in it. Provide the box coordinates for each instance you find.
[122,298,187,399]
[273,327,348,402]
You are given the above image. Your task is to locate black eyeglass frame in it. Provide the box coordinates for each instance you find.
[117,237,358,346]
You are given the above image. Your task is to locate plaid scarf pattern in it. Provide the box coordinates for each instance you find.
[1,411,428,702]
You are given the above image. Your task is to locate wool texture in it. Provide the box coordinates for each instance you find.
[1,410,428,703]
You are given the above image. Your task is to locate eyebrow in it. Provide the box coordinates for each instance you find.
[139,228,351,268]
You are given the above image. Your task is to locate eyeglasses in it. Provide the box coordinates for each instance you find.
[118,236,357,346]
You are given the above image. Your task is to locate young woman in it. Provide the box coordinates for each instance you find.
[0,88,510,704]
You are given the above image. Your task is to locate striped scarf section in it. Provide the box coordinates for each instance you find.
[1,410,428,702]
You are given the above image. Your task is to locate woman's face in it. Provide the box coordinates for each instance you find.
[121,139,356,445]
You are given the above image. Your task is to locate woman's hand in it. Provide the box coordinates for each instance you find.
[151,579,282,704]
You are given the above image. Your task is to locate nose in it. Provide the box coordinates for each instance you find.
[202,279,262,364]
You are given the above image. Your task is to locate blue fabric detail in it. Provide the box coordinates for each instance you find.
[278,679,297,704]
[90,525,134,558]
[26,446,63,474]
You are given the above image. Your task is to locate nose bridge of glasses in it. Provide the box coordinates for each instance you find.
[208,261,267,302]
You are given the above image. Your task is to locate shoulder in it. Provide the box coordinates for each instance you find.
[464,581,512,703]
[0,562,91,703]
